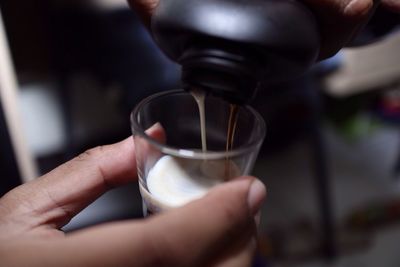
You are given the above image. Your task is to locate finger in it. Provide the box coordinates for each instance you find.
[0,137,136,232]
[382,0,400,12]
[144,177,266,267]
[301,0,375,59]
[303,0,374,15]
[0,124,164,230]
[8,178,266,267]
[127,0,159,27]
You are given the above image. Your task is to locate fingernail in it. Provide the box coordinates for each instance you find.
[145,122,162,134]
[344,0,373,17]
[247,179,266,215]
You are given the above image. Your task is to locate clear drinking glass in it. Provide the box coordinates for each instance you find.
[131,90,266,215]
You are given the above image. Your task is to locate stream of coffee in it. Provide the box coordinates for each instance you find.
[190,89,207,152]
[190,89,239,180]
[226,104,239,151]
[142,90,241,215]
[225,104,239,179]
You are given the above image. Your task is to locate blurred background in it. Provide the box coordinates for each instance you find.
[1,1,400,266]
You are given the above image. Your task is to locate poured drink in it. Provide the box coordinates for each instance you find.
[140,155,240,215]
[131,90,266,216]
[139,88,242,215]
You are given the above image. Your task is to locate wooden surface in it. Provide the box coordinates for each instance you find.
[0,10,38,182]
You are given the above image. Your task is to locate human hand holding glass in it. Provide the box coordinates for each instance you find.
[131,90,266,215]
[0,124,266,267]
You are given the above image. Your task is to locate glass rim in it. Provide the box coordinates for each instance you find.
[130,89,266,160]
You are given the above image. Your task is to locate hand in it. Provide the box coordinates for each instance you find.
[127,0,400,59]
[301,0,400,59]
[0,125,266,267]
[127,0,159,27]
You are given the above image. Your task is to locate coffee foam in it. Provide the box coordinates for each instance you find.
[142,155,240,209]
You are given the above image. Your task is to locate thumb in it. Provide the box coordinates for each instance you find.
[9,178,266,267]
[145,177,266,267]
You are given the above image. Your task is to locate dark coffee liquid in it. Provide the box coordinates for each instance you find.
[225,104,239,180]
[226,104,239,151]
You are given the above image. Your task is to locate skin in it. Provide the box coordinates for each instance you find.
[0,125,266,267]
[128,0,400,59]
[2,1,399,265]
